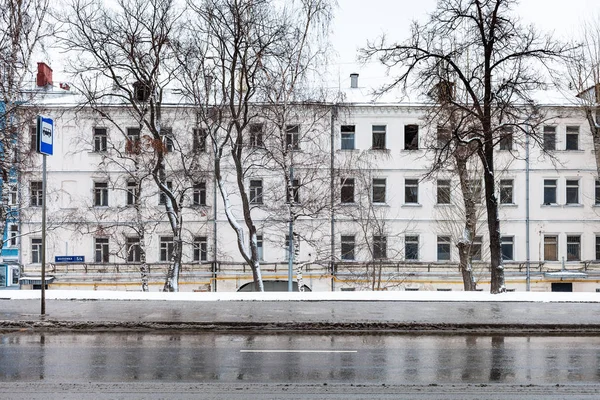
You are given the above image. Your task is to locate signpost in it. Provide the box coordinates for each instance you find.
[37,116,53,315]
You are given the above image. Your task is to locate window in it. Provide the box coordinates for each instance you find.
[373,235,387,259]
[7,184,17,205]
[499,179,513,204]
[543,126,556,151]
[193,128,207,152]
[566,126,579,150]
[596,180,600,205]
[498,127,513,151]
[249,123,264,148]
[158,181,173,205]
[161,127,174,153]
[193,236,208,262]
[31,238,42,263]
[93,127,107,152]
[471,236,483,261]
[341,235,355,261]
[567,235,581,261]
[94,182,108,207]
[543,179,557,205]
[437,126,451,148]
[544,235,558,261]
[372,178,386,203]
[126,181,138,206]
[30,181,43,206]
[286,124,300,150]
[467,179,482,203]
[249,180,263,204]
[501,236,514,261]
[341,178,355,203]
[372,125,386,150]
[133,81,150,101]
[405,235,419,260]
[160,236,174,262]
[126,127,141,154]
[127,237,141,262]
[30,125,37,151]
[8,224,18,247]
[405,179,419,204]
[437,236,451,261]
[566,179,579,204]
[596,236,600,260]
[193,182,207,206]
[437,179,451,204]
[287,179,300,204]
[256,234,263,261]
[341,125,355,150]
[404,125,419,150]
[95,237,109,263]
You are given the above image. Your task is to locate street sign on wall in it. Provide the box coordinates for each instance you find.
[54,256,85,263]
[36,115,54,155]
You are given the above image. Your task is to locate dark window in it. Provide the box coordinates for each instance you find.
[341,178,355,203]
[500,179,513,204]
[373,235,387,259]
[471,236,482,261]
[256,234,263,261]
[31,238,42,263]
[126,181,138,206]
[595,236,600,260]
[160,236,174,262]
[126,127,141,154]
[404,125,419,150]
[372,178,386,203]
[249,180,263,204]
[544,235,558,261]
[193,128,207,152]
[30,125,37,151]
[8,184,17,205]
[341,125,355,150]
[94,127,108,152]
[499,127,513,151]
[437,126,451,148]
[249,123,264,148]
[95,237,109,263]
[30,181,43,206]
[405,235,419,260]
[437,179,451,204]
[127,237,141,262]
[566,180,579,204]
[567,235,581,261]
[543,179,557,204]
[566,126,579,150]
[286,124,300,150]
[437,236,451,261]
[467,179,481,203]
[161,127,174,153]
[286,179,300,204]
[405,179,419,204]
[341,235,355,261]
[94,182,108,206]
[596,180,600,205]
[8,224,18,247]
[501,236,514,261]
[133,81,150,102]
[193,236,208,262]
[193,182,207,206]
[543,126,556,151]
[372,125,386,150]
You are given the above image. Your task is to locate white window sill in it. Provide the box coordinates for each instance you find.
[500,203,518,207]
[402,203,422,207]
[564,203,583,207]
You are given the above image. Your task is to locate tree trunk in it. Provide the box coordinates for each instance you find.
[455,152,477,291]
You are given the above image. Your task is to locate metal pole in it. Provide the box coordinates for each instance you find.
[288,165,294,292]
[41,154,47,315]
[525,125,531,291]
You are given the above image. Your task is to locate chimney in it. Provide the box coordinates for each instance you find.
[37,62,53,87]
[350,73,359,89]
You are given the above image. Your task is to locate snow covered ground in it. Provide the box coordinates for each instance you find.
[3,289,600,303]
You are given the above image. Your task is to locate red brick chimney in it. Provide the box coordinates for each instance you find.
[36,62,53,87]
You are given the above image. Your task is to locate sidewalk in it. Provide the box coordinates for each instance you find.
[1,290,600,334]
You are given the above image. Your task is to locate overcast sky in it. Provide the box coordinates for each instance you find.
[329,0,598,90]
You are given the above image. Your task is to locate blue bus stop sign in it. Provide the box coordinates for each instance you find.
[37,116,53,155]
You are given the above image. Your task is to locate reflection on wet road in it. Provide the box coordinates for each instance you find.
[1,333,599,385]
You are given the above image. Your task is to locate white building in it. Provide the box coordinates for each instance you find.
[18,75,600,292]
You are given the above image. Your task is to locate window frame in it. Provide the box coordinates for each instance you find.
[371,125,386,150]
[158,181,173,205]
[498,127,513,151]
[471,236,483,261]
[161,127,174,153]
[193,236,208,262]
[126,127,141,154]
[341,125,356,150]
[544,235,558,261]
[543,126,556,151]
[499,179,514,204]
[93,127,108,152]
[405,178,419,204]
[372,235,387,260]
[193,181,207,206]
[566,179,579,205]
[285,124,300,150]
[566,235,581,261]
[543,179,557,205]
[341,235,355,261]
[8,224,18,247]
[341,178,355,203]
[437,179,451,204]
[31,238,42,263]
[405,235,419,261]
[249,123,264,148]
[501,236,514,261]
[249,179,263,205]
[94,237,110,263]
[193,127,207,152]
[126,181,138,206]
[160,236,174,262]
[565,126,579,151]
[30,181,43,207]
[437,236,451,261]
[126,236,141,263]
[93,181,109,207]
[404,124,419,150]
[372,178,386,204]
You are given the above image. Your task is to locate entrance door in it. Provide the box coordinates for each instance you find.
[551,282,573,292]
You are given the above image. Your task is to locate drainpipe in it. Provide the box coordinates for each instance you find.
[526,125,531,291]
[330,105,337,291]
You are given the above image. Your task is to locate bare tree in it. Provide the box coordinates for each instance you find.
[61,0,189,291]
[361,0,568,293]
